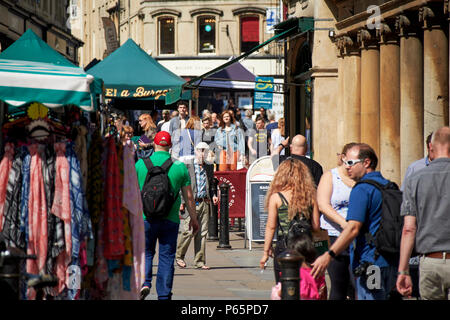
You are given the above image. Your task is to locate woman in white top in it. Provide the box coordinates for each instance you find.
[270,118,285,156]
[317,142,357,300]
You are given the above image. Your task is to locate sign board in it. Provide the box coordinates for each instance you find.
[102,17,119,56]
[254,77,274,110]
[245,156,275,250]
[272,78,284,121]
[266,7,280,33]
[250,182,270,242]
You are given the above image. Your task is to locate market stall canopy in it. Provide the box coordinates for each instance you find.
[87,38,189,105]
[193,59,256,90]
[0,29,102,112]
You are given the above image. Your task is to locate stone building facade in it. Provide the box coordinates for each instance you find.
[71,0,285,79]
[282,0,449,185]
[0,0,83,65]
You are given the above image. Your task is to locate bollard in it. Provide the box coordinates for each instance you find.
[277,249,303,300]
[217,183,232,249]
[207,177,219,241]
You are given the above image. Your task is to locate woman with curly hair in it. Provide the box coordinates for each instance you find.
[137,113,157,158]
[260,157,320,283]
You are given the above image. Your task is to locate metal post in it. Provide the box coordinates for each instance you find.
[277,249,303,300]
[207,177,219,241]
[217,183,232,249]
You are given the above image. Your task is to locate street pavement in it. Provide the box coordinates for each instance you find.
[145,228,276,300]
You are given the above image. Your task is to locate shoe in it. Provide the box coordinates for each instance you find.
[176,259,186,268]
[196,265,210,270]
[140,286,150,300]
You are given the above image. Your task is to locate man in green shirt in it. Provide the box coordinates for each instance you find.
[136,131,198,300]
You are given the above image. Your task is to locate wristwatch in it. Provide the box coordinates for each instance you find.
[328,249,337,259]
[397,270,410,276]
[278,143,285,149]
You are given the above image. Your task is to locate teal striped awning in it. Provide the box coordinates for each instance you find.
[0,58,100,112]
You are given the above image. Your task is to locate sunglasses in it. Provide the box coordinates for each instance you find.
[343,159,363,166]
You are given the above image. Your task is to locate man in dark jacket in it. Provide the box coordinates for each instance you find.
[272,134,323,187]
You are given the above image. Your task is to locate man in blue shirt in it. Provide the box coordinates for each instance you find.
[311,143,397,300]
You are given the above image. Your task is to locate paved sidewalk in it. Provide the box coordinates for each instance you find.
[145,229,276,300]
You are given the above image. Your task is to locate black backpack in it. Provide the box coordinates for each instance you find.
[277,193,312,249]
[354,179,404,259]
[141,157,175,221]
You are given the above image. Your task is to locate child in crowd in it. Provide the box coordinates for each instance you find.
[271,233,327,300]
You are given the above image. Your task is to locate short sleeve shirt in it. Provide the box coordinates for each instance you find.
[135,151,190,224]
[346,171,390,270]
[400,158,450,254]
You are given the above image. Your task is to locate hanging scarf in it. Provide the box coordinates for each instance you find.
[102,136,124,260]
[1,148,24,247]
[66,142,93,300]
[74,125,88,192]
[123,141,145,298]
[50,142,72,294]
[117,143,133,293]
[19,148,31,251]
[26,144,48,299]
[0,142,15,231]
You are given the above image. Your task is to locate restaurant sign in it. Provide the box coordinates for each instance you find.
[104,86,170,99]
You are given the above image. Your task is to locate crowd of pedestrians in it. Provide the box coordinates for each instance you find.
[111,100,449,301]
[260,126,450,301]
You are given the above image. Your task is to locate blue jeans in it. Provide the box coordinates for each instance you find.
[355,264,397,300]
[143,218,179,300]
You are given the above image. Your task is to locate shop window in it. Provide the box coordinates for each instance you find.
[159,17,175,54]
[240,16,259,53]
[199,16,216,53]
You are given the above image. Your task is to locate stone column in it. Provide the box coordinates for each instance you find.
[358,29,380,156]
[396,14,424,181]
[378,23,401,185]
[420,5,449,144]
[337,35,361,145]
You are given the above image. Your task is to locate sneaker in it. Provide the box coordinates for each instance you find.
[140,286,150,300]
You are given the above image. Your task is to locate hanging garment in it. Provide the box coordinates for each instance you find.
[117,143,133,293]
[86,130,104,229]
[41,145,66,298]
[102,137,124,260]
[0,142,15,232]
[74,125,88,192]
[1,148,24,248]
[26,144,48,299]
[19,148,31,251]
[123,141,145,299]
[66,142,93,300]
[50,142,72,294]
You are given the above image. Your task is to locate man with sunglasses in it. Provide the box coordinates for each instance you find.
[311,143,398,300]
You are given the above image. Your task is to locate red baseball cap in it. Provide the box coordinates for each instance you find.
[154,131,172,147]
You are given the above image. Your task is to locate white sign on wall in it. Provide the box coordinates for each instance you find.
[272,78,284,121]
[266,7,280,33]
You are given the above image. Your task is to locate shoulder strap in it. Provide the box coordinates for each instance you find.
[277,192,289,206]
[354,179,384,190]
[160,158,173,172]
[143,157,154,171]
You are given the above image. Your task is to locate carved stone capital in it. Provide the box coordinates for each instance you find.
[357,29,378,49]
[377,22,399,45]
[336,35,360,57]
[395,14,420,38]
[420,5,445,30]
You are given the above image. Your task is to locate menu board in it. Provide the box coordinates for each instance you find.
[250,182,271,241]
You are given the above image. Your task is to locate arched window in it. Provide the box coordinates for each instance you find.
[159,17,175,54]
[240,16,259,53]
[198,15,216,53]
